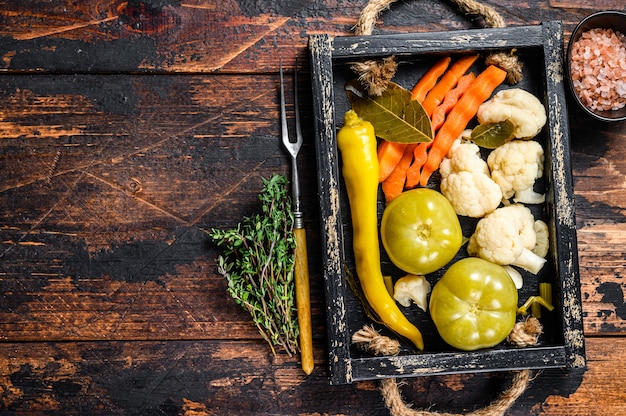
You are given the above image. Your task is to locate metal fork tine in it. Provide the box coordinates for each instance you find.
[279,61,302,214]
[280,61,303,156]
[293,67,303,150]
[279,61,293,154]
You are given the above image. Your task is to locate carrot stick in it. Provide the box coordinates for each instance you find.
[407,70,472,187]
[421,54,479,115]
[378,57,451,187]
[403,58,455,189]
[377,140,407,182]
[382,143,417,202]
[430,72,476,132]
[378,56,446,184]
[410,56,451,102]
[405,142,429,189]
[419,65,507,187]
[377,58,451,185]
[405,56,478,184]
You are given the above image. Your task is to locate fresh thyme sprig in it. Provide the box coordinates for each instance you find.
[209,174,299,357]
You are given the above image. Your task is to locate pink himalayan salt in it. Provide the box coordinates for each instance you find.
[570,28,626,112]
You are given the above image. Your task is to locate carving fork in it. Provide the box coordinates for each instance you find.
[280,62,313,375]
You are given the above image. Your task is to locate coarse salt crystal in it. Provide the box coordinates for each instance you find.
[570,28,626,112]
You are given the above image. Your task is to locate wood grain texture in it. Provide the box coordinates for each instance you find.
[570,114,626,337]
[1,0,625,414]
[0,72,324,342]
[0,0,596,74]
[0,338,623,415]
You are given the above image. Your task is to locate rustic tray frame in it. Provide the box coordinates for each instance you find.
[308,21,585,385]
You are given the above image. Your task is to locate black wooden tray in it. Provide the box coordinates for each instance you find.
[308,21,586,385]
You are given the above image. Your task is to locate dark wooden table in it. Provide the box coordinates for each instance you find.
[1,1,625,414]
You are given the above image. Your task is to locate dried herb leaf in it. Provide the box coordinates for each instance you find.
[346,80,433,144]
[470,120,515,149]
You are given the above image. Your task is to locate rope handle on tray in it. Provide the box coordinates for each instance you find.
[351,0,523,96]
[353,319,542,416]
[351,1,532,414]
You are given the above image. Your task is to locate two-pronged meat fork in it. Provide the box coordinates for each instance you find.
[280,62,313,375]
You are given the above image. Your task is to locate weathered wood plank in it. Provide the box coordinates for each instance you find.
[0,72,325,342]
[0,337,623,415]
[570,113,626,337]
[0,0,595,74]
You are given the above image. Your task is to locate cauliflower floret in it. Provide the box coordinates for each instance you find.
[440,135,502,218]
[477,88,547,139]
[467,204,547,274]
[393,274,431,312]
[441,132,490,174]
[487,140,545,204]
[441,172,503,218]
[533,219,549,258]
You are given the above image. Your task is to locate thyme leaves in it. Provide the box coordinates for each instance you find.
[209,174,299,357]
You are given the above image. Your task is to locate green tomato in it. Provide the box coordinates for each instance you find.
[429,257,518,351]
[381,188,462,275]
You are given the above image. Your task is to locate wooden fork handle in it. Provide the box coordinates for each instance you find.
[294,227,314,375]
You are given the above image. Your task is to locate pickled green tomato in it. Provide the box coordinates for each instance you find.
[429,257,518,351]
[381,188,462,275]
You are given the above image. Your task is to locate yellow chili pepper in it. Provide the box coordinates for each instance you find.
[337,109,424,350]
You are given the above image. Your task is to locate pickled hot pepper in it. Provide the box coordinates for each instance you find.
[337,110,424,350]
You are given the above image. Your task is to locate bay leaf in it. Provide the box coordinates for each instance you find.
[470,120,515,149]
[345,80,433,144]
